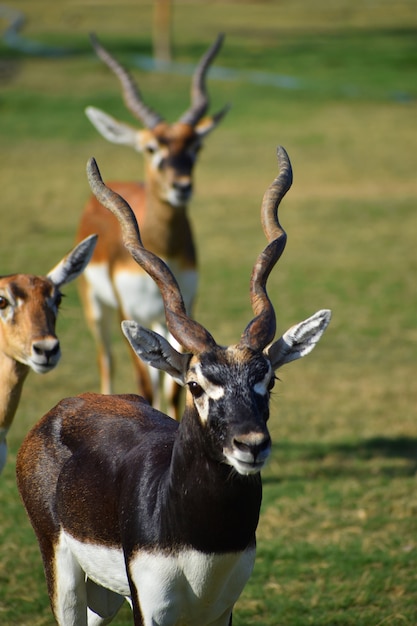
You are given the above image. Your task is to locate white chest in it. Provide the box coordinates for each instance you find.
[85,261,197,325]
[130,548,256,625]
[62,531,255,626]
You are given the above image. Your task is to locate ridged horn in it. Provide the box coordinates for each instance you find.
[179,33,225,127]
[90,33,164,129]
[240,146,293,351]
[86,157,216,354]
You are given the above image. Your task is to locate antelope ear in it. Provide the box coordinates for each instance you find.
[121,321,190,385]
[267,309,331,370]
[85,106,140,149]
[47,235,97,287]
[195,104,231,137]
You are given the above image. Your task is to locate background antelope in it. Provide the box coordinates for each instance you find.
[17,147,331,625]
[77,32,229,417]
[0,234,96,474]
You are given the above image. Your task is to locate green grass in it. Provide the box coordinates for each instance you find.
[1,1,417,624]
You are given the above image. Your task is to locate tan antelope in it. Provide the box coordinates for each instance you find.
[77,33,229,417]
[0,235,96,474]
[16,147,331,625]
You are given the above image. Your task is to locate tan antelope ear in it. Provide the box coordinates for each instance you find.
[121,321,191,385]
[85,106,140,148]
[195,104,231,137]
[267,309,331,370]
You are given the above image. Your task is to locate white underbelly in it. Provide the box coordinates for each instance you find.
[85,262,197,326]
[63,531,130,597]
[62,531,255,625]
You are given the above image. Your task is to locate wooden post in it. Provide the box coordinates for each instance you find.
[153,0,173,63]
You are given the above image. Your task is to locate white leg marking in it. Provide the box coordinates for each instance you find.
[54,532,88,626]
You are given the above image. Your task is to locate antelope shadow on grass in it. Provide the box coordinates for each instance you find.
[264,436,417,483]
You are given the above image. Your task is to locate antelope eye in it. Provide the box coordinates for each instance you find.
[0,296,9,310]
[267,375,276,392]
[54,293,63,308]
[145,144,157,155]
[188,381,204,399]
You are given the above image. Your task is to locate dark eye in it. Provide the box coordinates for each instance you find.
[188,381,204,399]
[267,376,276,392]
[145,144,157,154]
[0,296,9,310]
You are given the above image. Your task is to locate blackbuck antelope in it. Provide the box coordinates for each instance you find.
[77,33,229,417]
[0,235,96,474]
[17,147,331,625]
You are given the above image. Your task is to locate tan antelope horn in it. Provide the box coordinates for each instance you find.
[90,33,164,129]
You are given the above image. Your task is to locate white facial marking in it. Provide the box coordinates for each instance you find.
[150,148,164,170]
[223,435,271,477]
[189,362,224,423]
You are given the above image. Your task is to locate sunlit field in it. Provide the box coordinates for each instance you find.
[0,1,416,624]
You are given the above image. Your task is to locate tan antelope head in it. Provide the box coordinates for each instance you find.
[77,33,229,417]
[16,147,330,624]
[0,235,96,474]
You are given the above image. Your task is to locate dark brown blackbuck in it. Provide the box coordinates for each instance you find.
[0,234,96,475]
[17,147,331,625]
[77,33,229,417]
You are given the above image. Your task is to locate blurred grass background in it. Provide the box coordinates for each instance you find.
[0,1,416,624]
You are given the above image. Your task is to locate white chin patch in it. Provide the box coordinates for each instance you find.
[28,359,59,374]
[224,454,265,476]
[165,189,192,207]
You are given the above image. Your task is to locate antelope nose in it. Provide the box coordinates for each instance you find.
[33,338,60,361]
[173,181,192,195]
[233,432,271,463]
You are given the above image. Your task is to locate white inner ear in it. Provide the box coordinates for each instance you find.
[267,309,332,370]
[85,106,139,148]
[47,235,97,288]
